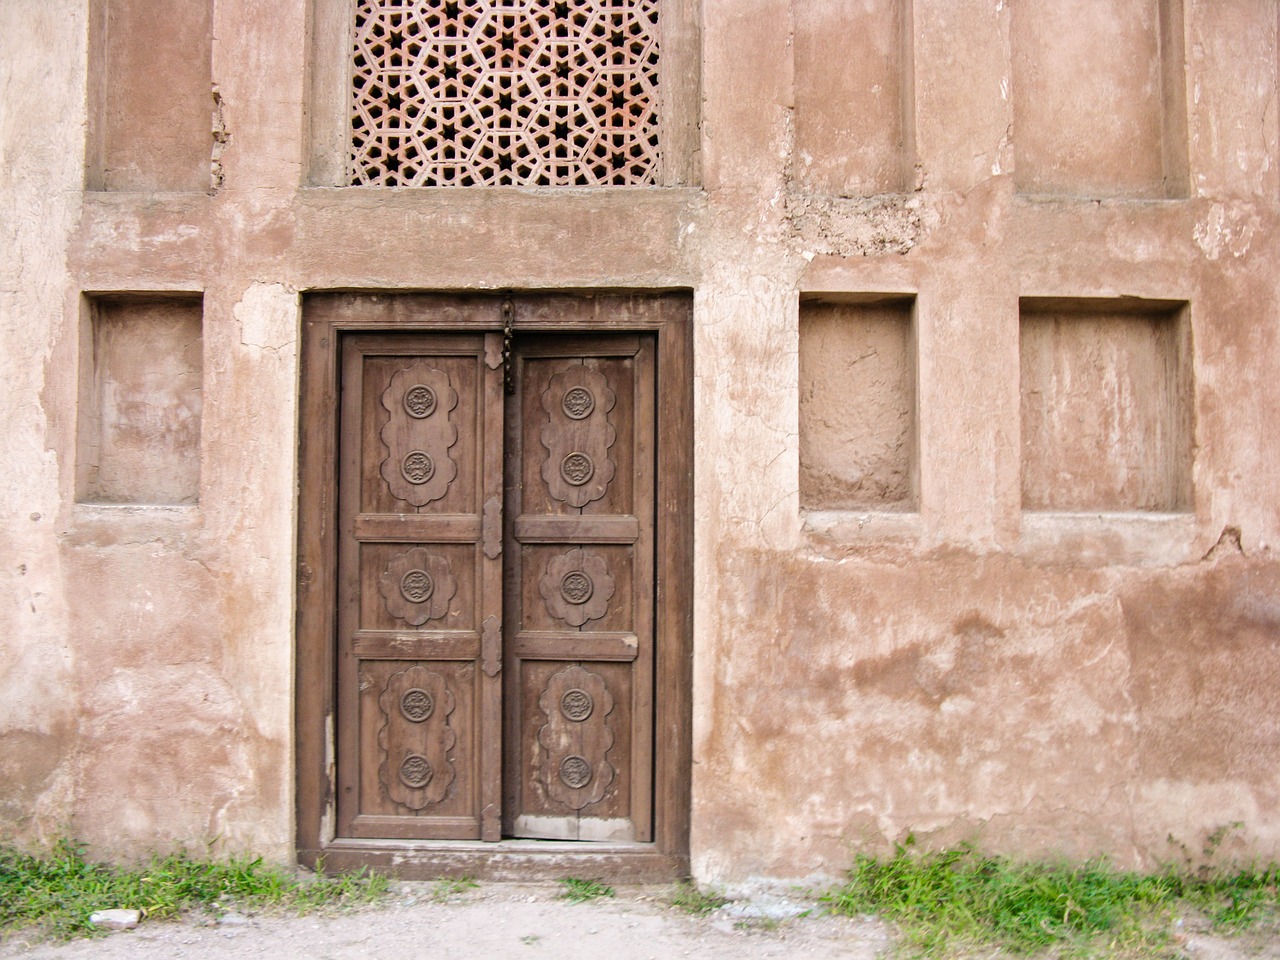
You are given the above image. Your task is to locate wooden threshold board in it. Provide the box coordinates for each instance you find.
[299,840,687,882]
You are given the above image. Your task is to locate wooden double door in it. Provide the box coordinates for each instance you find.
[336,330,655,843]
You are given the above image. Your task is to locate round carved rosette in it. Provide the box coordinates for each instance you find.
[559,755,592,788]
[379,548,457,626]
[560,571,594,605]
[399,568,434,604]
[560,452,595,486]
[399,754,434,788]
[538,548,615,627]
[561,386,595,419]
[400,688,435,722]
[560,688,594,721]
[403,384,437,419]
[400,451,435,484]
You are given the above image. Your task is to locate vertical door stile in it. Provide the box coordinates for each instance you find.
[335,340,366,840]
[479,331,505,841]
[500,333,525,839]
[631,336,656,842]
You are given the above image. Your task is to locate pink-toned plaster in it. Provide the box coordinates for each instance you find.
[1,0,1278,888]
[89,0,214,192]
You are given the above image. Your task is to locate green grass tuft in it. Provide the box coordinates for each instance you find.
[0,838,388,942]
[669,880,731,915]
[821,837,1279,958]
[429,875,479,901]
[558,877,615,903]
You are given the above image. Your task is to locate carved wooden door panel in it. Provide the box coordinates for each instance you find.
[336,333,504,841]
[504,335,655,842]
[335,330,654,843]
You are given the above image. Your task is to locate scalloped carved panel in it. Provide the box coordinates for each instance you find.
[537,664,615,811]
[380,364,459,507]
[539,365,617,508]
[538,548,615,627]
[378,666,458,810]
[377,548,458,625]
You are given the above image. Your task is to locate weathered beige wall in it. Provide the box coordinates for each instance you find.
[2,0,1279,884]
[0,0,84,846]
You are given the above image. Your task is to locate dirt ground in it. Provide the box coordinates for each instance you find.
[2,882,1277,960]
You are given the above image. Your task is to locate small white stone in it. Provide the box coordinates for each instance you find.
[89,909,141,930]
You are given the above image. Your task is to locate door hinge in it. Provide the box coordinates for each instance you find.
[481,615,502,677]
[481,496,502,558]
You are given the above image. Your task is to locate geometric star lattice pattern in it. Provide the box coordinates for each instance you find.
[350,0,661,186]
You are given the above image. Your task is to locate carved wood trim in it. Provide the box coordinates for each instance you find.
[481,496,503,558]
[481,615,502,677]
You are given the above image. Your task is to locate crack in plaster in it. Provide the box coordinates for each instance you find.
[210,85,229,194]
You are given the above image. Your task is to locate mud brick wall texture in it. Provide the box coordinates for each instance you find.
[2,0,1279,882]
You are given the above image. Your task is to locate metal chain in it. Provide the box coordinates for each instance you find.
[501,298,515,395]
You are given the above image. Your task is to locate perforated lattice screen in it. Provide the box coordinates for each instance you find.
[350,0,662,186]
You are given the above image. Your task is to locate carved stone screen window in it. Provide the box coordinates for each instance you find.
[347,0,663,186]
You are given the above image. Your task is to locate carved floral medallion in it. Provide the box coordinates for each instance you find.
[379,548,457,626]
[539,548,615,627]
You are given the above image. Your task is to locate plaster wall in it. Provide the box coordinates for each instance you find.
[1,0,1279,885]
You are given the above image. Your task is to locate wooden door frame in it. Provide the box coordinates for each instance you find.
[295,291,692,880]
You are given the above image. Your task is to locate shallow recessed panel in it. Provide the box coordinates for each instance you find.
[79,297,203,505]
[799,298,916,511]
[1020,300,1192,512]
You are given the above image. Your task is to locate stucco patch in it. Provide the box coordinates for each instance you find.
[233,283,298,352]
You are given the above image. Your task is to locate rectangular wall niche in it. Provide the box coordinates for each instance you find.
[77,296,204,505]
[1011,0,1187,198]
[86,0,213,191]
[799,296,917,511]
[1020,298,1192,513]
[793,0,912,195]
